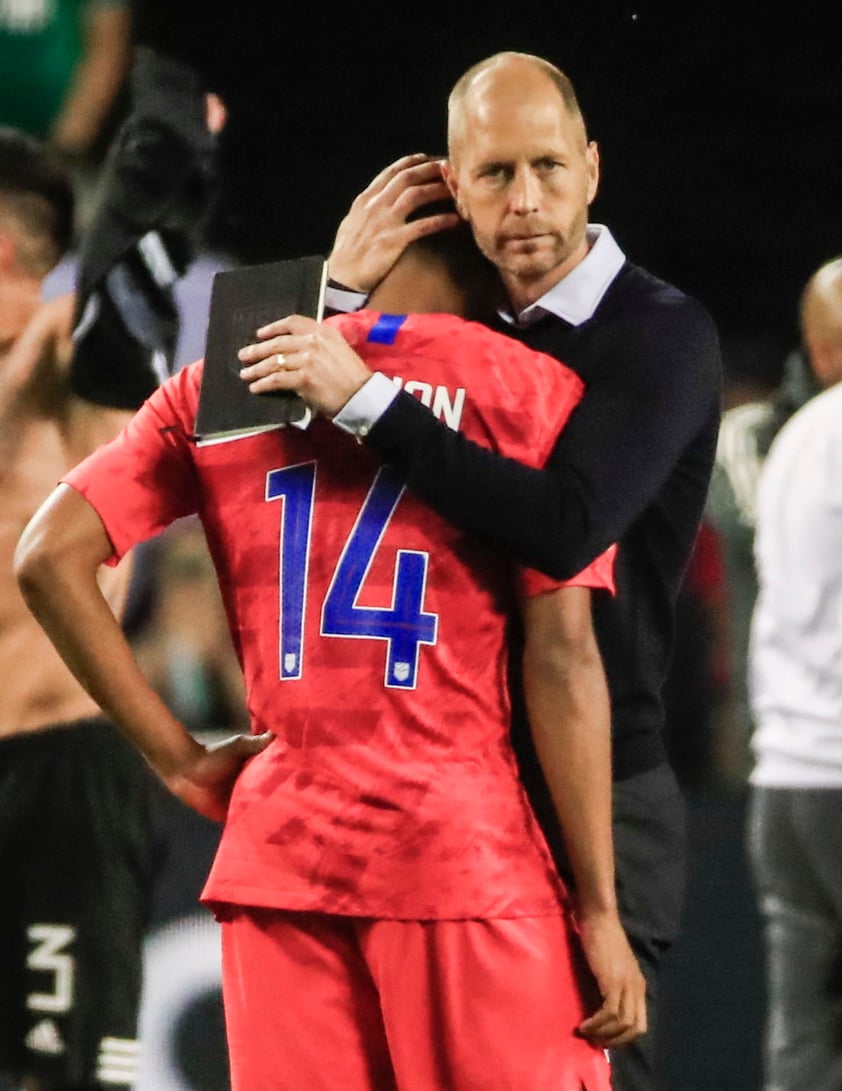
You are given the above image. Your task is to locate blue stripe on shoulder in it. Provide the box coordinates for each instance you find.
[367,314,407,344]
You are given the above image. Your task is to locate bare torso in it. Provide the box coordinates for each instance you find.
[0,294,133,736]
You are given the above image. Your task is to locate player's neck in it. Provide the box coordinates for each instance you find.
[369,264,467,318]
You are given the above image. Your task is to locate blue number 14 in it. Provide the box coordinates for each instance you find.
[266,462,438,689]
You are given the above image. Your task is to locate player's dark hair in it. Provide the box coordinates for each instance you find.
[0,126,75,265]
[406,196,497,300]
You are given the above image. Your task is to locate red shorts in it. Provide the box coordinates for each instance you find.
[219,907,611,1091]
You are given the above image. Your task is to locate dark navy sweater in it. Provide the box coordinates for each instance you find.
[366,260,723,782]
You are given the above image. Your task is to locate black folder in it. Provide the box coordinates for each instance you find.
[195,255,327,441]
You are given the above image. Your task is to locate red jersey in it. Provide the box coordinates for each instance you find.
[65,311,614,919]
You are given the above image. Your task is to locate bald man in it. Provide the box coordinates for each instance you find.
[799,256,842,387]
[707,255,842,782]
[238,51,723,1090]
[746,253,842,1091]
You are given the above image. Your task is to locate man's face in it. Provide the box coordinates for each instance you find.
[444,66,599,309]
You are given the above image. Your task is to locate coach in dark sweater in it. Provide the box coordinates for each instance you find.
[236,51,722,1091]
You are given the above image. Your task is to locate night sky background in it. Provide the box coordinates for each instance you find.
[137,0,841,386]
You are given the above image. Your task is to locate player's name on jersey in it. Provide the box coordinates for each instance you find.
[389,376,466,431]
[195,256,327,443]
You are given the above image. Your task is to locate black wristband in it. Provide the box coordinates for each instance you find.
[327,277,367,295]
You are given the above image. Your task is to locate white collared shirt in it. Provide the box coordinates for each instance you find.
[749,381,842,786]
[497,223,625,328]
[330,224,626,436]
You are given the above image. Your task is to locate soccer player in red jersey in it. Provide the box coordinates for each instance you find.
[15,228,644,1090]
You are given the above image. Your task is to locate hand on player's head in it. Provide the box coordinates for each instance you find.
[328,153,460,294]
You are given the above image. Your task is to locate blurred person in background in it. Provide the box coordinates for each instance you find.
[0,46,223,1091]
[706,256,842,787]
[129,519,248,737]
[746,255,842,1091]
[0,0,133,235]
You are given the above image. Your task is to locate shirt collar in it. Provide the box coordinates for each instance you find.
[498,224,626,328]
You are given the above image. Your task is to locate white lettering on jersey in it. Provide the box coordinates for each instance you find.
[26,924,76,1014]
[391,377,466,430]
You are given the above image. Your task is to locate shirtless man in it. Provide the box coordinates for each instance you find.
[0,51,248,1091]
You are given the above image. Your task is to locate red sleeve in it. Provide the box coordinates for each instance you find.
[63,363,202,563]
[519,543,617,599]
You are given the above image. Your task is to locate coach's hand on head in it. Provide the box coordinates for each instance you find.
[327,153,459,293]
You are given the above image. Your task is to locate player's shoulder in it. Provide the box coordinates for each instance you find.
[140,358,203,430]
[327,309,471,343]
[328,311,583,414]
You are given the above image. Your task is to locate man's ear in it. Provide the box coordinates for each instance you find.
[585,141,600,206]
[441,160,465,217]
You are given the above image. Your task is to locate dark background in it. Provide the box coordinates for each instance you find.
[136,0,842,388]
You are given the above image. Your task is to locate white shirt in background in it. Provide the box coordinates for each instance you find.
[749,380,842,786]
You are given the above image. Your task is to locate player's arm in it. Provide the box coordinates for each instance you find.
[521,584,646,1046]
[14,484,269,821]
[70,45,222,409]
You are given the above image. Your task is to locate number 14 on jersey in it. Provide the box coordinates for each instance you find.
[266,463,439,689]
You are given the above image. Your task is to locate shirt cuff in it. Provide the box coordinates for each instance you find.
[325,281,369,314]
[332,372,399,437]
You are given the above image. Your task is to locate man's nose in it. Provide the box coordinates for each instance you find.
[508,165,541,214]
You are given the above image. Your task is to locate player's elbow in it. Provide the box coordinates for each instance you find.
[14,487,90,604]
[14,515,62,610]
[17,485,115,613]
[522,587,601,669]
[524,631,602,685]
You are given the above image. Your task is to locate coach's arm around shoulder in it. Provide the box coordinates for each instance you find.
[14,483,270,820]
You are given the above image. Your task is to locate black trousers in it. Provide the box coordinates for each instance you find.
[517,745,687,1091]
[608,764,687,1091]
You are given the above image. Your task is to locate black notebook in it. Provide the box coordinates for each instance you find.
[195,255,327,442]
